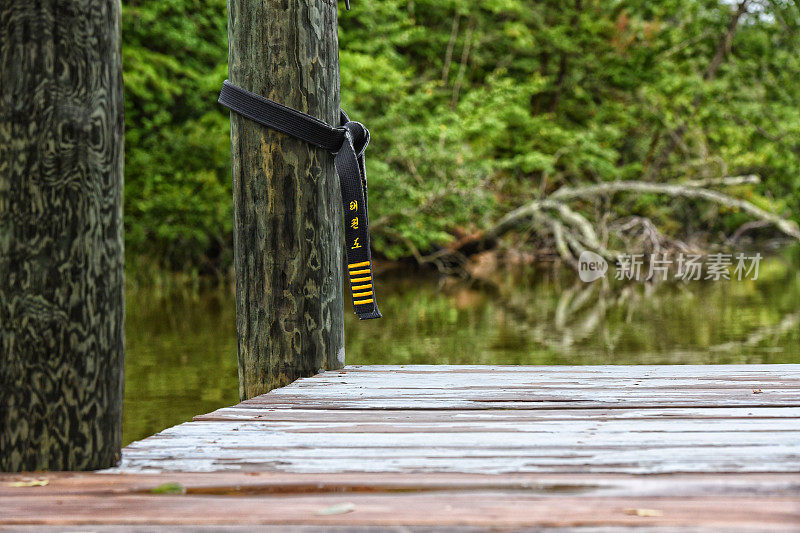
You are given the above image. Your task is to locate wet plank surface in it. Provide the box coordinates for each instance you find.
[3,365,799,529]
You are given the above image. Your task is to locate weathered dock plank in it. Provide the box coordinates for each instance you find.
[114,364,800,474]
[2,365,799,529]
[2,472,800,529]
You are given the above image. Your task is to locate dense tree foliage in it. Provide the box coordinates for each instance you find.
[122,0,800,273]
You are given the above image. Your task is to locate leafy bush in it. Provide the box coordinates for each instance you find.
[122,0,800,272]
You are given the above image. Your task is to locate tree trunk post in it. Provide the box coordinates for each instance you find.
[0,0,125,471]
[226,0,345,400]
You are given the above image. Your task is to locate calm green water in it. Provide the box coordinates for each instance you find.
[124,247,800,445]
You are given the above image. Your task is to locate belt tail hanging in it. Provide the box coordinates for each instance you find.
[218,80,381,320]
[336,114,381,319]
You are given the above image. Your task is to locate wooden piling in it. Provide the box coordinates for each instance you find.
[226,0,345,400]
[0,0,125,471]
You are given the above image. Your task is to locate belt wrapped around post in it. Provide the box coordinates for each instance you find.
[218,80,381,320]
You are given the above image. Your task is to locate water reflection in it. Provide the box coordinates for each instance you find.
[124,247,799,444]
[124,285,238,445]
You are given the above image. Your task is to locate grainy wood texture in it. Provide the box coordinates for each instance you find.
[2,471,799,529]
[2,365,799,529]
[227,0,345,400]
[113,365,800,474]
[0,0,125,471]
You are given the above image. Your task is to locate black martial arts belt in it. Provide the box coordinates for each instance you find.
[218,80,381,320]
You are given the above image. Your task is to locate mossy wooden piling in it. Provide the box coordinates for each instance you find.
[226,0,345,400]
[0,0,125,472]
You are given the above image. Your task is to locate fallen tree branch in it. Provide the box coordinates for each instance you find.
[548,179,800,240]
[383,173,797,276]
[727,220,771,245]
[683,174,760,188]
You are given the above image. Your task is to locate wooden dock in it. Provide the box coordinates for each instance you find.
[3,364,800,530]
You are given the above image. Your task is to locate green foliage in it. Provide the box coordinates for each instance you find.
[122,0,800,272]
[123,0,231,272]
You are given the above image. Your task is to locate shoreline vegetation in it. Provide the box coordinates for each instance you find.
[123,1,800,281]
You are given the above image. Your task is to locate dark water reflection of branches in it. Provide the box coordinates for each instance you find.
[123,247,799,444]
[347,249,800,366]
